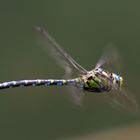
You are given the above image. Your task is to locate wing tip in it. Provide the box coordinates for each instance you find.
[35,26,44,32]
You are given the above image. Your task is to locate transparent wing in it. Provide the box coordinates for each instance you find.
[95,45,140,113]
[62,68,84,105]
[36,26,87,77]
[64,85,84,106]
[36,26,86,105]
[95,44,122,72]
[108,89,140,114]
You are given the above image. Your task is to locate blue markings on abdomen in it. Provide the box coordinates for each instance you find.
[0,79,77,90]
[67,79,76,86]
[44,80,51,86]
[57,80,63,86]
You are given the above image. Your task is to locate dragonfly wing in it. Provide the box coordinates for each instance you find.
[36,26,87,76]
[95,45,122,72]
[108,89,140,114]
[36,26,86,105]
[96,46,139,113]
[62,69,84,106]
[95,52,108,69]
[64,85,84,106]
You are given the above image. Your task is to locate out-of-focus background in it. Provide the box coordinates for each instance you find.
[0,0,140,140]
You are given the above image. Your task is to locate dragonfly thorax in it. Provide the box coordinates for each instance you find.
[82,69,111,92]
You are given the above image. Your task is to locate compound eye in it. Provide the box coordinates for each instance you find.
[114,74,120,81]
[116,76,120,81]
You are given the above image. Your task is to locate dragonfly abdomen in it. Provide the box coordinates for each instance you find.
[0,79,78,90]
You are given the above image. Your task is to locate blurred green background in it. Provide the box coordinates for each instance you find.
[0,0,140,139]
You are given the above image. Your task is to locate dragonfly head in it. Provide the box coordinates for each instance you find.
[112,73,123,89]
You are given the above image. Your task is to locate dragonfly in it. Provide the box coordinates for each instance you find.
[0,27,139,113]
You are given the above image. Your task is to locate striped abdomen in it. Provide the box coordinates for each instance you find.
[0,79,80,90]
